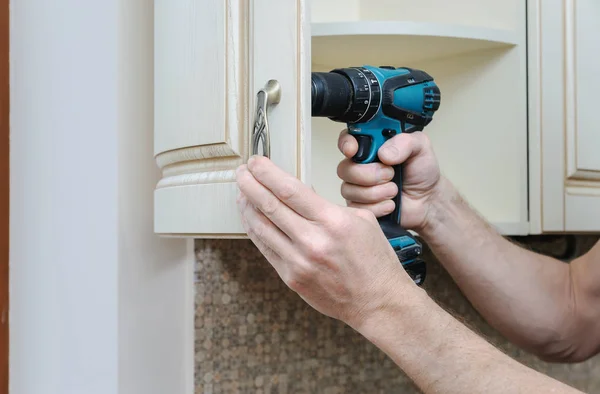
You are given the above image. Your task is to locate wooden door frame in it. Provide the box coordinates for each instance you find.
[0,0,8,391]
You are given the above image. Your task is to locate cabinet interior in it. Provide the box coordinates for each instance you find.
[308,0,529,234]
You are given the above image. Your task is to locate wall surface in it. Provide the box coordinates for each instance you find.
[195,234,600,393]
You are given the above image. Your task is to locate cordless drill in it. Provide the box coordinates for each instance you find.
[311,65,441,286]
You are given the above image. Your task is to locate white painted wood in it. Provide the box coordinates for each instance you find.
[312,21,518,43]
[562,0,600,232]
[357,0,521,31]
[157,0,531,236]
[154,0,247,237]
[310,0,360,22]
[11,1,194,393]
[154,0,311,238]
[536,0,567,232]
[566,0,600,178]
[312,21,518,69]
[566,188,600,232]
[312,0,521,30]
[312,49,529,233]
[309,0,529,235]
[154,0,229,153]
[529,0,600,232]
[527,0,543,234]
[250,0,312,188]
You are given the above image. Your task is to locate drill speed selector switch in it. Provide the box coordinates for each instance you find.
[311,65,441,286]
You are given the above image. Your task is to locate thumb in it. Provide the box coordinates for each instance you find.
[378,132,427,166]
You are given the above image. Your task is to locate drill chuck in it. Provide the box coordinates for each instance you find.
[311,67,382,124]
[311,72,353,119]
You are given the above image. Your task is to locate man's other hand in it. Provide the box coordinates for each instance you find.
[235,155,418,330]
[337,130,444,232]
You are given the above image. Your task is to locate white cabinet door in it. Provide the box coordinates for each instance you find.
[530,0,600,232]
[567,0,600,177]
[564,0,600,231]
[153,0,310,237]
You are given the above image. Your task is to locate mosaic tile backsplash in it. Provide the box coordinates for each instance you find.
[195,234,600,393]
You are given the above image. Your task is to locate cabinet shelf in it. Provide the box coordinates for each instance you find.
[311,21,518,69]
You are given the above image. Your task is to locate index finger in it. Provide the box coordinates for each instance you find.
[338,129,358,158]
[246,155,333,222]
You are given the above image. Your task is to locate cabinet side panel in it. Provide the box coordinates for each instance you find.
[527,0,543,233]
[540,0,566,231]
[154,0,227,153]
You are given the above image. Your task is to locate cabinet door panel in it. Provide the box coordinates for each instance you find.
[250,0,312,184]
[154,0,232,153]
[571,0,600,176]
[153,0,310,237]
[562,0,600,231]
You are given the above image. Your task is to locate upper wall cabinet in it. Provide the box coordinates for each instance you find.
[308,0,528,236]
[154,0,311,237]
[154,0,597,238]
[529,0,600,233]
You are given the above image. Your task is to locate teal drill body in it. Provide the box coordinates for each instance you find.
[311,65,441,286]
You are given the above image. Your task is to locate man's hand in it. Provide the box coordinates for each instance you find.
[338,131,600,364]
[235,155,418,330]
[337,129,443,232]
[234,155,584,394]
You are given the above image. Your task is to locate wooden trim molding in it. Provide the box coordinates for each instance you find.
[0,0,8,390]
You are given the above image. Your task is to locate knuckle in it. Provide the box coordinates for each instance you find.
[252,155,269,168]
[355,207,376,222]
[337,129,348,145]
[418,130,431,144]
[279,180,299,200]
[364,185,381,201]
[379,201,396,216]
[340,182,352,199]
[260,197,279,215]
[374,164,393,183]
[415,132,432,151]
[246,222,261,239]
[293,261,315,282]
[336,159,349,180]
[247,213,267,237]
[285,264,314,293]
[380,182,398,199]
[305,237,332,262]
[327,210,352,235]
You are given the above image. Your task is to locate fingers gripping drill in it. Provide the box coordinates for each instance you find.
[311,66,441,286]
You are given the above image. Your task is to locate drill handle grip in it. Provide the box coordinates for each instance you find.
[382,163,403,227]
[350,132,403,227]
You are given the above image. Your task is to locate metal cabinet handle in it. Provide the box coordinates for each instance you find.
[251,80,281,158]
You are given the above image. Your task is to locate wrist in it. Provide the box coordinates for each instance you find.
[351,281,433,343]
[417,176,463,239]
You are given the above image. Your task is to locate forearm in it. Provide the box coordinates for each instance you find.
[418,177,576,359]
[354,287,581,394]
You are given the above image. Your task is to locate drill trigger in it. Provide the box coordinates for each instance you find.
[352,134,373,163]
